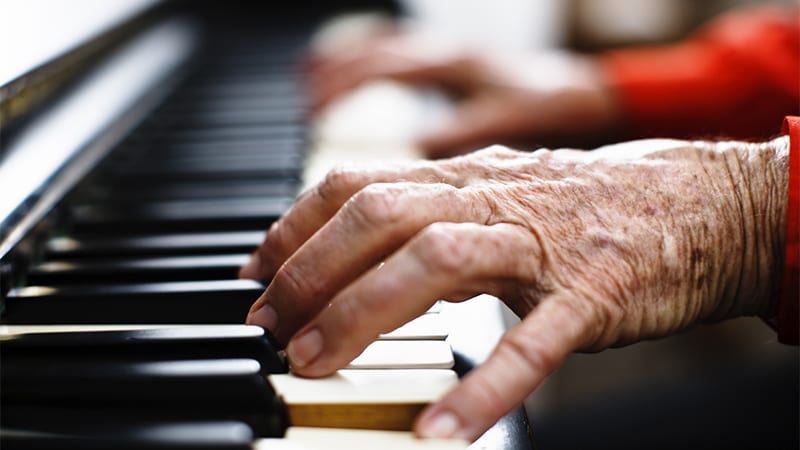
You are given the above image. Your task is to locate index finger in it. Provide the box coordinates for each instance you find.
[239,160,453,281]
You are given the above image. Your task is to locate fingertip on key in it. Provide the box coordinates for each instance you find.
[239,252,262,279]
[286,327,324,369]
[416,409,461,439]
[246,303,278,332]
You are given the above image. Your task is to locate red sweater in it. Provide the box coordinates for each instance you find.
[780,117,799,345]
[600,5,799,141]
[601,8,799,343]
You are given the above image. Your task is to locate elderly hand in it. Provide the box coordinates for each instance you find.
[308,33,619,157]
[241,137,788,440]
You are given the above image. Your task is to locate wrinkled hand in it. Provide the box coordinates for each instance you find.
[308,33,619,157]
[241,139,787,440]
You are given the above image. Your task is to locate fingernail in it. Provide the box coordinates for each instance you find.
[239,253,261,279]
[418,411,459,439]
[247,303,278,331]
[286,328,323,368]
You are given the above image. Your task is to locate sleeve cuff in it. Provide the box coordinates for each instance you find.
[776,116,799,344]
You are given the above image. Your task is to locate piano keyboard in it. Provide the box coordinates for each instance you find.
[0,4,531,449]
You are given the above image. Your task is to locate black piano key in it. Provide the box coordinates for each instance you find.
[1,325,286,373]
[103,152,302,175]
[79,179,298,202]
[1,419,256,450]
[70,197,293,220]
[157,106,306,127]
[4,279,265,324]
[26,254,250,284]
[1,358,288,437]
[68,197,293,233]
[191,66,301,80]
[133,125,303,147]
[152,142,303,160]
[166,94,303,114]
[2,357,272,406]
[139,138,304,157]
[116,139,303,158]
[180,79,300,100]
[106,154,303,179]
[45,231,265,258]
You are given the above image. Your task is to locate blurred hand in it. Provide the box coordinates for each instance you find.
[307,32,620,157]
[241,137,787,440]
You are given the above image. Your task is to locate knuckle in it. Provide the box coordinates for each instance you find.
[317,164,364,203]
[530,147,552,159]
[414,223,473,276]
[474,144,517,160]
[273,262,325,307]
[332,295,365,337]
[465,373,509,420]
[465,187,503,225]
[347,184,405,229]
[499,330,560,376]
[264,220,291,260]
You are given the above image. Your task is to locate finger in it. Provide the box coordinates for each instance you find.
[309,53,396,111]
[284,222,542,377]
[414,295,598,441]
[419,97,513,158]
[310,49,472,112]
[304,20,400,73]
[239,160,452,281]
[246,183,491,344]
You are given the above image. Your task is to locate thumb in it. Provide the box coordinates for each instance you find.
[414,296,596,440]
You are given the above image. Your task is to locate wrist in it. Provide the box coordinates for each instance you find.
[710,136,790,320]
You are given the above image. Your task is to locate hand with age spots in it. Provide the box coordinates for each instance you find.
[240,137,789,441]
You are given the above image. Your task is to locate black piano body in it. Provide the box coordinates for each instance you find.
[0,1,534,449]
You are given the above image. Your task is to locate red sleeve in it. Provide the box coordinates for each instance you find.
[777,117,799,345]
[599,6,800,141]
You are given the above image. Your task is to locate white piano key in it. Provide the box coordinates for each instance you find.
[269,369,458,430]
[270,369,457,404]
[256,427,468,450]
[347,340,453,369]
[426,301,443,314]
[379,313,447,340]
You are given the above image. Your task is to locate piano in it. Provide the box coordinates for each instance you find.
[0,1,533,449]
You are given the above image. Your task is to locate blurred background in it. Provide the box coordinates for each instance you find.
[401,0,795,49]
